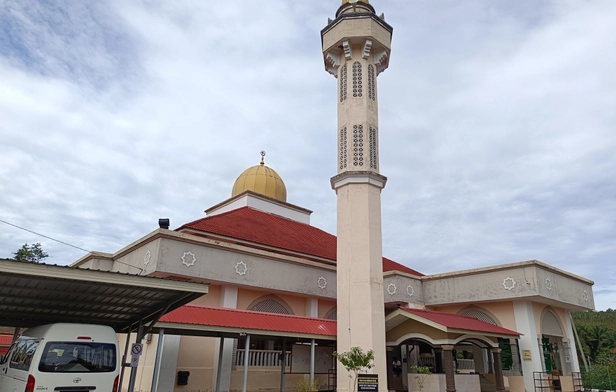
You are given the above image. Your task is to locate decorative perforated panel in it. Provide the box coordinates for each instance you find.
[250,299,290,315]
[541,310,564,337]
[340,65,347,102]
[353,125,364,166]
[339,127,348,170]
[368,64,375,101]
[352,62,363,98]
[461,309,498,325]
[325,308,337,320]
[369,127,377,169]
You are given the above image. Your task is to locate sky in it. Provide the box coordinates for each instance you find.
[1,0,614,311]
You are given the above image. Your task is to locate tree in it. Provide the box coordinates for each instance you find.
[13,243,49,263]
[333,347,375,392]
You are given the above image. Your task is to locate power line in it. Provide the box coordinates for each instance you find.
[0,219,91,253]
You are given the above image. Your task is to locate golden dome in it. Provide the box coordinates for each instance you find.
[232,152,287,202]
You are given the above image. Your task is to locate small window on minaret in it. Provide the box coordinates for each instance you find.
[353,124,364,166]
[340,65,347,102]
[352,62,363,98]
[368,65,375,101]
[339,127,348,170]
[369,127,378,169]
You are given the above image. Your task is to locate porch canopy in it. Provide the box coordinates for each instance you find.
[386,307,521,347]
[155,305,337,342]
[0,258,209,332]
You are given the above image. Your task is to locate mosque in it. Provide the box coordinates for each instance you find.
[72,1,594,392]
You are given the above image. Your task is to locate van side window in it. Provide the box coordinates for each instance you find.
[39,342,117,373]
[9,339,39,371]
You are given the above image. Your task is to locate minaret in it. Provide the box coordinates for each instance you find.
[321,1,392,391]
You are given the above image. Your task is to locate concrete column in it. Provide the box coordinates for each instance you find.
[513,300,544,392]
[213,286,239,392]
[492,348,506,392]
[472,346,485,374]
[434,348,444,373]
[306,298,319,318]
[442,345,456,392]
[564,312,581,373]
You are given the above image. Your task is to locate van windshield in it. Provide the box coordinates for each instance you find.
[38,342,117,373]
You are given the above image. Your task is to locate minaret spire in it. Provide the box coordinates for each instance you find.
[321,2,393,392]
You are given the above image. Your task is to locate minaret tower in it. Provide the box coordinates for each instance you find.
[321,1,392,391]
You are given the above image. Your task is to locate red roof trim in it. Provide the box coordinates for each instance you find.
[160,306,337,337]
[179,207,423,277]
[0,334,13,345]
[400,308,521,336]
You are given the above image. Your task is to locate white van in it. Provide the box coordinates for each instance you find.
[0,323,120,392]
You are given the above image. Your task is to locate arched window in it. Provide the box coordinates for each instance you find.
[248,295,294,315]
[541,309,564,337]
[460,308,499,325]
[325,307,337,320]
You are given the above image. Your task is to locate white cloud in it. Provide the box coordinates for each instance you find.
[1,0,614,309]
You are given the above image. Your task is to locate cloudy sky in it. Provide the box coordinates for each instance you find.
[1,0,614,310]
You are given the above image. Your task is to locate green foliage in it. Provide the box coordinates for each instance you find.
[295,377,320,392]
[410,365,432,390]
[572,310,616,363]
[333,347,375,392]
[583,356,615,391]
[572,309,616,389]
[13,243,49,263]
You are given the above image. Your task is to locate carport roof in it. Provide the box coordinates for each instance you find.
[0,258,209,331]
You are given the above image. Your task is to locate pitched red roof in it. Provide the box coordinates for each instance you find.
[0,334,12,345]
[180,207,423,276]
[400,308,521,336]
[160,306,337,337]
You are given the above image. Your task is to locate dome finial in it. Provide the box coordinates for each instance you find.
[260,150,266,166]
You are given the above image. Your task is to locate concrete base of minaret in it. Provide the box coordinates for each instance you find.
[332,172,388,392]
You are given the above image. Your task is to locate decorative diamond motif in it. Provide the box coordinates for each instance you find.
[503,277,516,291]
[317,277,327,290]
[406,285,415,297]
[181,251,196,267]
[143,250,151,266]
[235,261,248,276]
[545,278,553,291]
[387,283,396,296]
[582,290,589,302]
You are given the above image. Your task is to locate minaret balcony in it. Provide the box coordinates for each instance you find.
[321,11,392,77]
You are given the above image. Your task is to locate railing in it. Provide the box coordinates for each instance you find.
[234,349,291,367]
[457,359,475,372]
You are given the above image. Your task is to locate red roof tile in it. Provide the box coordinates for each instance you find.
[160,306,337,337]
[180,207,423,276]
[400,308,521,336]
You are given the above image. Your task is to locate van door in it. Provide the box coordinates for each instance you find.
[0,338,40,392]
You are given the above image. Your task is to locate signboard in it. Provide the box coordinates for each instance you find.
[290,344,334,374]
[130,356,140,368]
[522,350,532,361]
[357,374,378,392]
[131,343,143,357]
